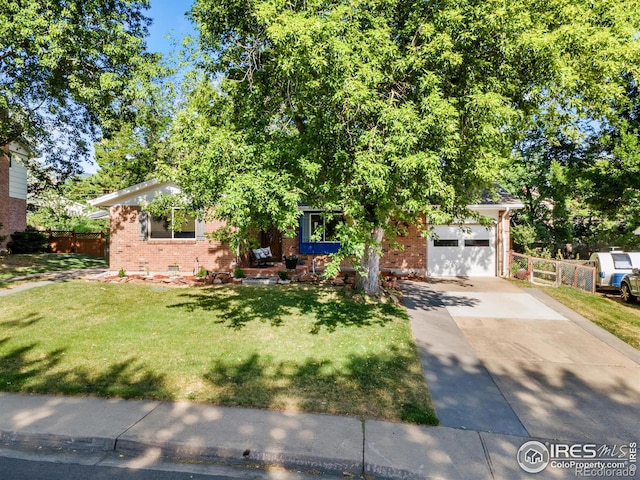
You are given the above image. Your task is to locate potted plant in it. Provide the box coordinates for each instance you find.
[285,255,298,270]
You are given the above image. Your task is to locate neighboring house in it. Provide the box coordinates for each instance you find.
[90,179,523,277]
[31,192,109,220]
[0,142,29,248]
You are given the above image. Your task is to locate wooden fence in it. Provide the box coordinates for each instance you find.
[509,251,596,294]
[48,230,107,258]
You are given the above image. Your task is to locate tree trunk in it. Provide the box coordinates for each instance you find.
[355,226,384,295]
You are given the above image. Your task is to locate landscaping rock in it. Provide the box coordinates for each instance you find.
[387,292,403,305]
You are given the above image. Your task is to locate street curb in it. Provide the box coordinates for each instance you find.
[112,402,366,478]
[114,437,364,476]
[0,428,364,477]
[0,430,116,453]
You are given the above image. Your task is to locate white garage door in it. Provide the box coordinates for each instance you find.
[428,225,496,277]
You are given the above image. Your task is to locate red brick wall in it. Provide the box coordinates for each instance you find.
[281,218,429,272]
[7,198,27,241]
[381,218,428,271]
[109,206,512,276]
[282,235,299,258]
[109,206,236,274]
[0,148,27,248]
[282,212,512,275]
[0,147,9,247]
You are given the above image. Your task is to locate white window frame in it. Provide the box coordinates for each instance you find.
[303,212,341,243]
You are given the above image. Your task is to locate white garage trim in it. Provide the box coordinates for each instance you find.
[427,224,496,277]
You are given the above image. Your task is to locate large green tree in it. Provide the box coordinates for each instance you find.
[503,119,585,254]
[505,73,640,256]
[0,0,162,176]
[173,0,639,293]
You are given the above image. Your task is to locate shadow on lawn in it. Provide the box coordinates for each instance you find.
[203,348,438,425]
[0,339,169,400]
[1,312,44,329]
[167,285,403,333]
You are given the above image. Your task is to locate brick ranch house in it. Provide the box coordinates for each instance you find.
[90,179,523,277]
[0,142,29,249]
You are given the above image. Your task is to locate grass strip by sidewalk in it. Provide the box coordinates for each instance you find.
[0,281,437,425]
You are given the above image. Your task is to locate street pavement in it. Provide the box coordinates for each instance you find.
[1,275,639,479]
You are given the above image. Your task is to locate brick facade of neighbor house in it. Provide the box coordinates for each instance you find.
[108,205,236,274]
[0,146,27,248]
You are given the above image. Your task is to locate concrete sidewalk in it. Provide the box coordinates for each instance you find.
[1,392,573,479]
[0,268,108,296]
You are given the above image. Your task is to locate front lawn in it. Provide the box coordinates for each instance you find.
[540,285,640,350]
[0,253,107,281]
[0,282,437,425]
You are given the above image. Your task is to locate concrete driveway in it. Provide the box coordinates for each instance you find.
[402,278,640,445]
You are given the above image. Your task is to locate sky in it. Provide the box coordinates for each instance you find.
[145,0,196,57]
[82,1,196,174]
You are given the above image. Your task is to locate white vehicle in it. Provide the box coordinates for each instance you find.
[590,251,640,290]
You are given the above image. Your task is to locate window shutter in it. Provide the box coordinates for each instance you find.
[195,218,205,241]
[139,211,148,240]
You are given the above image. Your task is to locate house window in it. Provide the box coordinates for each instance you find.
[149,209,196,239]
[302,212,341,242]
[464,239,490,247]
[434,239,458,247]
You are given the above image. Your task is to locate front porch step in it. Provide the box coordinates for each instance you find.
[243,277,278,285]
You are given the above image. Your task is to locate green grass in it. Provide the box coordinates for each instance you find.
[539,285,640,350]
[0,253,107,281]
[0,282,437,425]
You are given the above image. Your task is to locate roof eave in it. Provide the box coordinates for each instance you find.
[89,178,165,207]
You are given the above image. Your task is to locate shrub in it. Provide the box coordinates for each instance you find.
[7,228,50,254]
[233,266,246,278]
[196,267,207,278]
[278,270,289,280]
